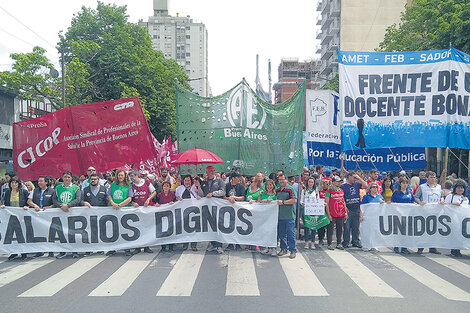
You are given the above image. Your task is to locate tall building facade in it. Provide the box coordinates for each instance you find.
[273,59,320,104]
[139,0,209,96]
[316,0,467,176]
[316,0,340,85]
[316,0,409,86]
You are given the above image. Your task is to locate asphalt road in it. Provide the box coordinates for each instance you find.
[0,243,469,313]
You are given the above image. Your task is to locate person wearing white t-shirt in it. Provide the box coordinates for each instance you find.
[414,171,443,255]
[444,179,468,257]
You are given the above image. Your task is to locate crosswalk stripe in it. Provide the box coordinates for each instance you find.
[325,250,402,298]
[89,253,156,297]
[0,258,55,288]
[381,254,470,302]
[425,254,470,279]
[279,252,329,296]
[19,255,107,297]
[226,252,259,296]
[156,247,206,297]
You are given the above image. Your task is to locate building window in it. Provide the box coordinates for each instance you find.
[186,35,191,39]
[186,52,190,57]
[153,35,160,39]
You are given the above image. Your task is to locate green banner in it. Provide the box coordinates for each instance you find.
[304,214,330,230]
[175,79,305,175]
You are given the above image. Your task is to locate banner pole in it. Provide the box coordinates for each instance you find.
[444,147,449,173]
[296,174,302,240]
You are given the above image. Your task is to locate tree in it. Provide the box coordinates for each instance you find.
[61,2,190,140]
[378,0,470,52]
[0,47,62,109]
[0,2,190,140]
[321,73,339,92]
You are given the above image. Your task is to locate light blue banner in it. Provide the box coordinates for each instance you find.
[339,47,470,150]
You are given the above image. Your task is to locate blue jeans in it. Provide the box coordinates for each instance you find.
[278,219,296,252]
[343,209,360,246]
[304,227,317,242]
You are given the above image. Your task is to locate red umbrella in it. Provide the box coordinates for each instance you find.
[171,148,224,165]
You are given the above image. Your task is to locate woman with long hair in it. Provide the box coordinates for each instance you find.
[301,177,320,249]
[444,179,468,257]
[1,177,30,260]
[258,179,278,256]
[107,169,133,256]
[156,181,177,252]
[382,177,394,203]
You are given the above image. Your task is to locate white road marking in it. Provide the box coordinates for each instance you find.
[89,253,156,296]
[325,250,402,298]
[381,253,470,302]
[156,247,206,297]
[279,252,329,296]
[226,252,259,296]
[0,258,54,288]
[19,255,106,297]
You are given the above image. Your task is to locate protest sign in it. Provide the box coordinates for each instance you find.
[304,198,325,215]
[360,203,470,249]
[13,97,156,180]
[305,90,426,170]
[339,47,470,150]
[0,198,278,253]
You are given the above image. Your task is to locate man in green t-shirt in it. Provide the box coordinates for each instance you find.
[52,171,81,211]
[52,171,82,259]
[275,173,298,259]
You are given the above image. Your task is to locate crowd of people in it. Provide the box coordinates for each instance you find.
[0,164,468,261]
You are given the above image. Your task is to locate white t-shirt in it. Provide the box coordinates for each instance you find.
[444,194,468,205]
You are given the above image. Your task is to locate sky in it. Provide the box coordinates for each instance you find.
[0,0,319,96]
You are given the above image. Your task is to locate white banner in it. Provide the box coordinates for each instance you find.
[0,198,278,254]
[360,203,470,249]
[305,89,341,144]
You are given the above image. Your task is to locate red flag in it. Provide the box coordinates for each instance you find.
[13,97,156,180]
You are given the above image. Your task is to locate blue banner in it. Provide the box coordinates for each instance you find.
[339,47,470,150]
[307,142,426,171]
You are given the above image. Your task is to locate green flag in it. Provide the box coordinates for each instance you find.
[304,214,330,230]
[175,79,305,175]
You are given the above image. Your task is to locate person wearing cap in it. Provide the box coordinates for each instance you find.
[341,171,368,248]
[325,175,348,250]
[81,166,106,190]
[201,165,226,254]
[324,168,333,179]
[276,173,298,258]
[224,172,246,250]
[393,171,411,192]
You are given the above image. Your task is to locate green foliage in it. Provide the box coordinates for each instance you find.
[0,2,190,140]
[378,0,470,52]
[321,73,339,93]
[0,46,62,109]
[61,2,190,140]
